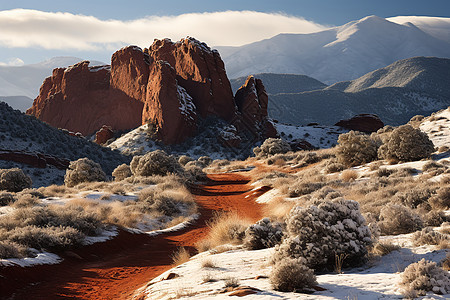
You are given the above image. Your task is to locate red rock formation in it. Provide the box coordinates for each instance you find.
[143,61,197,144]
[94,125,114,145]
[335,114,384,133]
[234,75,277,138]
[0,149,70,170]
[145,38,236,121]
[26,61,143,136]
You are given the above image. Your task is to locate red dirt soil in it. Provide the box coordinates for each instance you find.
[0,173,267,300]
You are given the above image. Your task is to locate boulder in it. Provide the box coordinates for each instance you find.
[94,125,114,145]
[335,114,384,133]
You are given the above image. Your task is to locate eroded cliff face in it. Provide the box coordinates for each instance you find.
[27,38,275,145]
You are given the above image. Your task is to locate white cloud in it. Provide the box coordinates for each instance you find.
[0,57,25,66]
[0,9,328,51]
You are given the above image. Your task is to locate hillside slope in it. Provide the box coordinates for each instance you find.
[266,57,450,126]
[218,16,450,84]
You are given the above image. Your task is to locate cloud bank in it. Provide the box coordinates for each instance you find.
[0,9,328,51]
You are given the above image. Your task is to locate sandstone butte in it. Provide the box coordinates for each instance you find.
[27,37,275,144]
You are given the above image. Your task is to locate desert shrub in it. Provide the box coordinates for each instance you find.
[224,277,240,288]
[270,257,317,292]
[423,210,448,227]
[378,204,423,235]
[138,186,194,217]
[429,187,450,209]
[393,187,435,209]
[253,138,291,157]
[64,158,106,187]
[324,161,345,173]
[369,241,400,256]
[336,131,378,167]
[0,241,28,259]
[112,164,132,181]
[412,227,449,246]
[288,181,324,198]
[171,247,190,266]
[130,150,183,177]
[400,259,450,296]
[244,218,283,250]
[184,164,207,182]
[274,198,372,271]
[374,168,394,177]
[4,225,84,250]
[0,168,32,192]
[378,125,434,161]
[197,156,212,167]
[178,155,193,166]
[0,192,15,206]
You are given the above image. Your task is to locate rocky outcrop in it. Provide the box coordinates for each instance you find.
[234,76,277,138]
[26,61,143,136]
[335,114,384,133]
[143,61,197,144]
[0,149,70,170]
[94,125,114,145]
[27,38,275,145]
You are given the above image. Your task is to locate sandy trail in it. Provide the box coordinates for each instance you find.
[0,173,266,300]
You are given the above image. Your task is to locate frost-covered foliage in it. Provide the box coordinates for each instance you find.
[64,158,107,187]
[274,199,372,271]
[378,204,423,235]
[130,150,183,177]
[112,163,132,181]
[336,131,378,167]
[0,168,32,192]
[412,227,449,246]
[270,257,317,292]
[400,259,450,297]
[244,218,283,250]
[253,138,291,157]
[378,125,434,161]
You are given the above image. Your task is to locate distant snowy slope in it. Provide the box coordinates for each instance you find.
[388,16,450,44]
[218,16,450,84]
[0,57,105,111]
[266,57,450,126]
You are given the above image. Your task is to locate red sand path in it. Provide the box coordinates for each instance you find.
[0,173,267,300]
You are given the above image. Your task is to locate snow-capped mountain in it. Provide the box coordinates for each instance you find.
[218,16,450,84]
[265,56,450,126]
[0,57,105,111]
[388,16,450,44]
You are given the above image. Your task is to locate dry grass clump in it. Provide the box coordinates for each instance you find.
[201,258,217,268]
[196,212,251,252]
[171,247,191,266]
[0,241,28,259]
[341,169,358,182]
[37,185,76,198]
[0,168,32,192]
[0,192,15,206]
[399,259,450,297]
[262,197,296,222]
[223,277,240,288]
[324,160,345,174]
[288,181,324,198]
[270,257,317,292]
[411,227,449,247]
[369,241,401,256]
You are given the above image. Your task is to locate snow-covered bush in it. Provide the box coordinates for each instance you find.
[253,138,291,157]
[270,257,317,292]
[244,218,283,250]
[400,259,450,297]
[378,204,423,235]
[378,125,434,161]
[197,156,212,167]
[274,198,372,271]
[0,168,32,192]
[178,155,193,166]
[336,131,378,167]
[64,158,106,187]
[112,163,132,181]
[130,150,183,177]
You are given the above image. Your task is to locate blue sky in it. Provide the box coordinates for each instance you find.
[0,0,449,64]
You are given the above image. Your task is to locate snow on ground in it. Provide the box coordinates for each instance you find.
[0,251,61,267]
[420,107,450,149]
[139,229,448,300]
[274,123,347,149]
